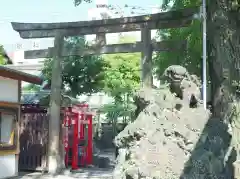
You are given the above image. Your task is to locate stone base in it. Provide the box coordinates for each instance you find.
[233,161,240,179]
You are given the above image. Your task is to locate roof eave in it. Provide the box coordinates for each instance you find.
[0,66,43,85]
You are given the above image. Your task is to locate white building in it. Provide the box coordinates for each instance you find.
[86,1,162,44]
[86,0,118,44]
[4,40,49,87]
[0,66,42,179]
[4,50,43,87]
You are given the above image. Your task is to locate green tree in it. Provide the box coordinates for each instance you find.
[160,0,240,176]
[103,52,141,98]
[100,35,141,136]
[0,45,8,65]
[155,0,202,78]
[42,36,108,97]
[22,83,41,92]
[103,35,141,97]
[74,0,92,6]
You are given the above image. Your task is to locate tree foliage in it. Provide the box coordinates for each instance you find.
[155,0,202,78]
[103,52,141,98]
[42,36,108,97]
[0,45,7,65]
[101,35,141,127]
[22,84,41,92]
[74,0,92,6]
[103,35,141,98]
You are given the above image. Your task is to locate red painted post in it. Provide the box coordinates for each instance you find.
[84,114,89,165]
[80,105,88,166]
[87,113,93,165]
[80,113,85,140]
[72,104,91,167]
[72,112,79,170]
[78,112,85,166]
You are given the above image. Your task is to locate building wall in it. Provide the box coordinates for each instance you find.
[0,76,18,103]
[0,76,19,178]
[4,65,43,88]
[11,50,45,65]
[0,155,17,178]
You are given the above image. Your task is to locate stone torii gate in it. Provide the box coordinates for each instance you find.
[11,6,198,173]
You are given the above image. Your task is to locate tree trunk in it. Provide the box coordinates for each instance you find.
[208,0,240,177]
[47,34,64,174]
[208,0,240,115]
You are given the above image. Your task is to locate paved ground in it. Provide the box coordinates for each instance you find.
[14,168,113,179]
[13,150,115,179]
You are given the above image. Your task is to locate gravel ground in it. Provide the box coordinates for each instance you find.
[12,150,115,179]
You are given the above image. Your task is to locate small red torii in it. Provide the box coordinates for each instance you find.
[63,104,94,170]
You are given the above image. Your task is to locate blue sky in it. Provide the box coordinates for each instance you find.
[0,0,162,52]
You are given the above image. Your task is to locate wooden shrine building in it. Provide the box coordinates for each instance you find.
[0,65,42,178]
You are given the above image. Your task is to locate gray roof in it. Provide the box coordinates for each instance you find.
[21,91,114,111]
[0,65,43,84]
[21,91,84,107]
[21,91,50,104]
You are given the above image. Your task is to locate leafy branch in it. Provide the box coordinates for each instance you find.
[74,0,92,6]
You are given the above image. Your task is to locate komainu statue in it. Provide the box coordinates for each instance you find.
[113,65,232,179]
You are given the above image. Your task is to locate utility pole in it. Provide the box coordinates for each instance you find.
[202,0,207,109]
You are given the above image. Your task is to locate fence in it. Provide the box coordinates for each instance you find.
[18,105,48,171]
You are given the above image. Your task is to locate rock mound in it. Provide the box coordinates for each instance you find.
[113,66,219,179]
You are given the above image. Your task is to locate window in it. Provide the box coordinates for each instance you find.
[0,108,18,150]
[16,43,22,50]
